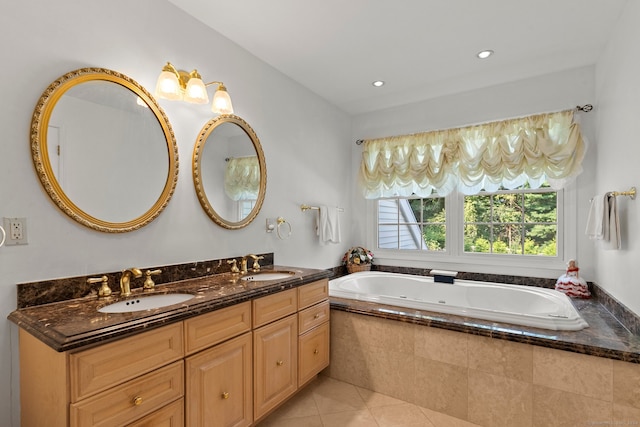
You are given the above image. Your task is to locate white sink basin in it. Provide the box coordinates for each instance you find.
[98,293,194,313]
[240,272,295,282]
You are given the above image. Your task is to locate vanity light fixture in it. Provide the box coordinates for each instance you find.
[154,62,234,114]
[476,49,494,59]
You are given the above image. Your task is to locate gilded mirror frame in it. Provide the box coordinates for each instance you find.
[193,114,266,229]
[31,68,179,233]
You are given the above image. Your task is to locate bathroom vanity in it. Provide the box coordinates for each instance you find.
[10,266,330,427]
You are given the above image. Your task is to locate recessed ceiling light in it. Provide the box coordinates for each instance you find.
[477,50,494,59]
[372,80,385,87]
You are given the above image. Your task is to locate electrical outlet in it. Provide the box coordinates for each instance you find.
[3,217,28,245]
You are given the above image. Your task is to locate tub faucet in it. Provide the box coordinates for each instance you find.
[120,268,142,297]
[241,254,264,274]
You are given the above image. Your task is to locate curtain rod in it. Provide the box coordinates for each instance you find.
[355,104,593,145]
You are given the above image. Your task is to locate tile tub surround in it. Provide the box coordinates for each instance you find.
[15,252,275,309]
[8,263,329,352]
[326,310,640,427]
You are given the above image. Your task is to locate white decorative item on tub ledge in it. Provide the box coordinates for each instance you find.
[329,271,589,331]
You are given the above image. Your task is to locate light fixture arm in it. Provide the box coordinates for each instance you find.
[204,81,227,89]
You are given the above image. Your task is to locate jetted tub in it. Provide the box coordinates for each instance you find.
[329,271,588,331]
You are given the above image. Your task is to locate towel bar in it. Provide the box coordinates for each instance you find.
[301,204,344,212]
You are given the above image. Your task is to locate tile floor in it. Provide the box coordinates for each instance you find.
[256,375,481,427]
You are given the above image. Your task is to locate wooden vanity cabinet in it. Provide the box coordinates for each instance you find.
[252,279,330,421]
[185,302,253,427]
[19,322,184,427]
[18,279,329,427]
[297,282,330,387]
[252,289,298,420]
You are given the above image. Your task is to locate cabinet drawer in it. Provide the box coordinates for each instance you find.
[70,360,184,427]
[70,323,184,401]
[298,300,330,335]
[253,288,297,328]
[297,279,328,310]
[127,398,184,427]
[298,322,330,386]
[184,301,251,355]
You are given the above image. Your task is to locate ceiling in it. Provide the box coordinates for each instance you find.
[168,0,627,115]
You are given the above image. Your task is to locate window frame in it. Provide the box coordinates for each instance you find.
[366,183,577,275]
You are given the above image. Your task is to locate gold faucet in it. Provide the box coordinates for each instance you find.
[143,269,162,291]
[241,254,264,274]
[87,275,112,298]
[120,268,142,297]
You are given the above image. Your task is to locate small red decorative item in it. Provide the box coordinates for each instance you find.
[555,259,590,298]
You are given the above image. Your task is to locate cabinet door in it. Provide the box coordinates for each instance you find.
[186,332,253,427]
[253,314,298,420]
[298,322,330,386]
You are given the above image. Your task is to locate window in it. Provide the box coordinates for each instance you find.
[463,186,557,256]
[371,184,571,272]
[378,197,446,251]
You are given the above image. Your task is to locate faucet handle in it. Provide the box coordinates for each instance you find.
[252,256,264,272]
[143,269,162,291]
[87,275,111,298]
[227,259,240,274]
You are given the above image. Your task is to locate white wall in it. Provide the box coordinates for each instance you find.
[594,0,640,316]
[351,66,598,280]
[0,1,352,425]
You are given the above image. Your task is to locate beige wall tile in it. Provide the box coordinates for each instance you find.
[415,326,468,367]
[613,360,640,410]
[332,311,415,355]
[533,346,613,400]
[613,403,640,425]
[468,370,532,427]
[326,335,372,387]
[467,334,532,382]
[533,385,612,427]
[414,357,468,420]
[361,347,415,403]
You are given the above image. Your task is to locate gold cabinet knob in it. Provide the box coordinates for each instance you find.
[132,396,143,406]
[221,392,230,399]
[276,360,284,366]
[313,349,319,355]
[313,313,320,319]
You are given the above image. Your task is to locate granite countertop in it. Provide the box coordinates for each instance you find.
[330,296,640,364]
[8,266,330,352]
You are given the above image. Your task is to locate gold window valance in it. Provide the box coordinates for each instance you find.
[358,110,586,198]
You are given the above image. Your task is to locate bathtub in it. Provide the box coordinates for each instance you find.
[329,271,588,331]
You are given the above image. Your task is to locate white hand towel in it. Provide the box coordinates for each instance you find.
[585,194,608,240]
[604,194,621,250]
[317,205,341,244]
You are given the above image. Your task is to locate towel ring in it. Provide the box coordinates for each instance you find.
[276,217,292,240]
[0,225,5,248]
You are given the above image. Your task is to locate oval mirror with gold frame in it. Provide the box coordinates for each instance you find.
[193,114,266,229]
[31,68,179,233]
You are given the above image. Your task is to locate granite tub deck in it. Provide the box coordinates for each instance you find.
[329,295,640,364]
[8,266,330,352]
